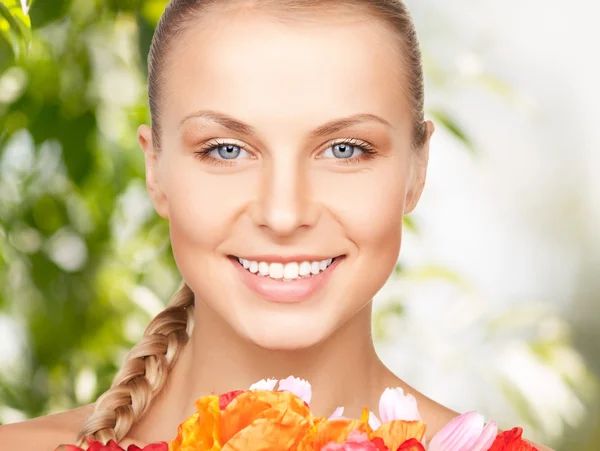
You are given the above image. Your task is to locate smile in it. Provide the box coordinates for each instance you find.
[229,255,344,303]
[235,257,337,281]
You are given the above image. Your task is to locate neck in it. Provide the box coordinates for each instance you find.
[131,299,392,443]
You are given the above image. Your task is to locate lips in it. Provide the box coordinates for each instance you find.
[230,255,344,303]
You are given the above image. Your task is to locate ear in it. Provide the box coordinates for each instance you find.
[138,124,169,219]
[404,120,434,215]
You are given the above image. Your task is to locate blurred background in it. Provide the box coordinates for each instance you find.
[0,0,598,449]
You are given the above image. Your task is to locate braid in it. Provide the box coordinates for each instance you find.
[76,282,195,446]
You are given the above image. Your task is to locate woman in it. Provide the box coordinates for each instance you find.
[0,0,553,449]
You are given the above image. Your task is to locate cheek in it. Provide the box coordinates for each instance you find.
[317,164,407,254]
[161,156,252,258]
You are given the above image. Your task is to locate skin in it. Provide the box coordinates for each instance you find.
[0,8,553,451]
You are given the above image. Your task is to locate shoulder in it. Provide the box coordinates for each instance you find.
[382,375,555,451]
[0,404,94,451]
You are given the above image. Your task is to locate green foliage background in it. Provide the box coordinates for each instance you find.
[0,1,598,450]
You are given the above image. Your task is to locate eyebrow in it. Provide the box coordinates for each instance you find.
[179,110,393,138]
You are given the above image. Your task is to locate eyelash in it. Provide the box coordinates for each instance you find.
[193,138,378,167]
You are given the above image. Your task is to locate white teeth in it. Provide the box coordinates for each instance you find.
[310,262,320,275]
[283,262,299,279]
[258,261,270,276]
[237,257,336,280]
[249,261,259,273]
[268,263,284,279]
[299,261,311,276]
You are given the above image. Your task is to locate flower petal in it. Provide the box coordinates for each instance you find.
[469,420,498,451]
[397,438,426,451]
[277,376,312,404]
[249,378,278,391]
[369,420,426,451]
[170,396,221,451]
[488,427,539,451]
[379,388,422,423]
[329,406,345,419]
[428,411,486,451]
[368,411,382,430]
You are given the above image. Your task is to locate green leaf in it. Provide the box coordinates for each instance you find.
[0,0,31,60]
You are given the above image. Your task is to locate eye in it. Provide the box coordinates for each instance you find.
[320,138,377,163]
[193,139,253,166]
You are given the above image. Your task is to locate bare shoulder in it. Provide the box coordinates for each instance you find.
[0,404,94,451]
[412,392,556,450]
[386,376,555,450]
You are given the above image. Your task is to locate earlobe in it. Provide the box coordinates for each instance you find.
[137,124,169,219]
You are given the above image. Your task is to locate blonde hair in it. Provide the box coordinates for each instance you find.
[78,0,426,445]
[76,282,194,444]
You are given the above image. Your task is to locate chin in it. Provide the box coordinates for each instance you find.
[240,314,335,351]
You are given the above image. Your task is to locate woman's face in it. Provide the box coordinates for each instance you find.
[138,9,432,350]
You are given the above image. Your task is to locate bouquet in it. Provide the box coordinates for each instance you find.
[58,376,538,451]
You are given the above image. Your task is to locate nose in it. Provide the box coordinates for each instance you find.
[249,157,321,237]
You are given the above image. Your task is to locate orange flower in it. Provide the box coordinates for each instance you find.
[169,396,222,451]
[298,408,373,451]
[220,389,313,446]
[170,389,315,451]
[369,420,426,451]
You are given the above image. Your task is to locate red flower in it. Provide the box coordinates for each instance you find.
[370,437,390,451]
[488,428,539,451]
[218,389,245,410]
[396,438,426,451]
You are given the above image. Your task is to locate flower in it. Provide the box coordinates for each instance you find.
[54,439,168,451]
[329,406,345,420]
[488,428,539,451]
[170,387,315,451]
[321,430,389,451]
[396,438,426,451]
[428,411,498,451]
[369,420,426,451]
[219,389,245,410]
[298,408,373,451]
[379,388,422,423]
[249,378,278,391]
[278,375,312,404]
[169,395,222,451]
[220,389,314,450]
[368,387,426,451]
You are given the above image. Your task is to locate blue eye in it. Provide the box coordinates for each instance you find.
[193,140,252,165]
[320,139,377,163]
[215,144,243,159]
[324,142,364,159]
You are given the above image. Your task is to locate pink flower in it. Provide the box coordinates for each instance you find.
[379,388,421,423]
[322,430,389,451]
[277,375,312,404]
[249,378,278,391]
[429,411,498,451]
[329,406,346,419]
[368,387,422,429]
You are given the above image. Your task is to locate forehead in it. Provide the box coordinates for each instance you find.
[160,10,411,136]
